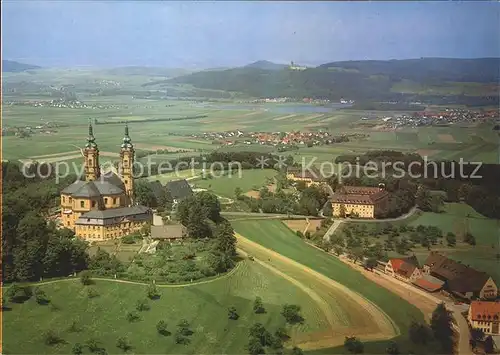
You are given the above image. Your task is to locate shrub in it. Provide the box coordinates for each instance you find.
[136,299,150,312]
[126,311,140,322]
[80,271,93,285]
[156,320,170,336]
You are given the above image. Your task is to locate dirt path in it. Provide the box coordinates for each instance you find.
[236,233,399,349]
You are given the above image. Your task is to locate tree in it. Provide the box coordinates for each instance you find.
[323,202,333,217]
[134,181,158,207]
[464,233,476,246]
[275,327,289,341]
[409,321,432,345]
[235,187,243,200]
[344,336,364,354]
[339,204,347,218]
[364,258,378,271]
[126,311,140,322]
[214,220,237,257]
[116,337,132,352]
[156,320,170,336]
[471,328,485,342]
[386,341,399,355]
[136,299,150,311]
[177,319,193,336]
[445,232,456,247]
[247,337,265,355]
[34,286,49,305]
[80,270,92,285]
[291,346,304,355]
[430,303,454,354]
[72,343,83,355]
[253,296,265,314]
[484,335,495,354]
[146,282,160,300]
[281,304,304,324]
[228,306,239,320]
[43,330,63,346]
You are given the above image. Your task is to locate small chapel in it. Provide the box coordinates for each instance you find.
[60,121,152,241]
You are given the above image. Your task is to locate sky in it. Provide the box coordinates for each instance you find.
[2,1,500,69]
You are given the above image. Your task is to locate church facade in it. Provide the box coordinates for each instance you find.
[60,122,152,241]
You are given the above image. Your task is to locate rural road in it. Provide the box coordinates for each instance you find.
[323,220,343,241]
[221,211,318,219]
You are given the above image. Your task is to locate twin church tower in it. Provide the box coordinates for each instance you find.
[60,120,152,241]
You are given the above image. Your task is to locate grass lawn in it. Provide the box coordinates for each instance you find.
[144,169,203,184]
[232,219,432,354]
[193,169,278,197]
[3,261,329,355]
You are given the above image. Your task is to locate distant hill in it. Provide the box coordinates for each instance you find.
[318,58,500,83]
[244,60,288,71]
[150,57,500,103]
[2,60,41,72]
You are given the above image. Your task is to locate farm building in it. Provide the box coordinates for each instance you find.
[423,252,498,300]
[165,179,193,203]
[468,301,500,335]
[385,255,422,283]
[286,166,325,188]
[151,224,187,242]
[412,274,445,293]
[331,186,389,219]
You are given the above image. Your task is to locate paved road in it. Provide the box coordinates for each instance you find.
[221,211,318,219]
[323,220,343,241]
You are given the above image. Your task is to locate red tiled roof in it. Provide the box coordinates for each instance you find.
[413,275,445,292]
[469,301,500,322]
[389,256,419,278]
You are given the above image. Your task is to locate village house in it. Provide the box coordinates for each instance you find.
[286,167,325,188]
[165,179,193,204]
[423,252,498,300]
[331,186,389,219]
[468,301,500,335]
[384,255,422,283]
[150,224,187,242]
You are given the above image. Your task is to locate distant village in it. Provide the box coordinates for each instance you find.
[377,108,500,128]
[3,99,121,110]
[191,130,368,148]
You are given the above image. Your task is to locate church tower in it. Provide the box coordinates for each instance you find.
[120,123,135,206]
[84,119,100,181]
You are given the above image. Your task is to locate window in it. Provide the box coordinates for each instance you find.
[80,201,85,208]
[88,159,92,165]
[104,198,108,204]
[113,198,117,204]
[62,196,65,203]
[67,221,70,226]
[124,180,128,184]
[92,201,96,208]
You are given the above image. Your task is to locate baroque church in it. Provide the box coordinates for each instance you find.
[60,122,152,241]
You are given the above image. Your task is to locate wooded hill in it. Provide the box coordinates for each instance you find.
[144,58,500,104]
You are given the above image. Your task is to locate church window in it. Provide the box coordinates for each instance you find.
[67,221,70,226]
[88,159,92,165]
[104,198,108,204]
[69,197,72,203]
[62,196,65,203]
[124,180,128,184]
[80,201,85,208]
[113,198,117,204]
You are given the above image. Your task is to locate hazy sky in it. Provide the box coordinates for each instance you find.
[3,1,499,68]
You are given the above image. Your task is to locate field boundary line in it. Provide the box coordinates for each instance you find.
[7,261,242,289]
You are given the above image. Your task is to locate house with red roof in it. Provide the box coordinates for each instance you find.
[385,255,422,283]
[468,301,500,335]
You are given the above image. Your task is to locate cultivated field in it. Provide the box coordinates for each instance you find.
[3,260,329,354]
[232,219,428,353]
[193,169,277,198]
[3,69,498,164]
